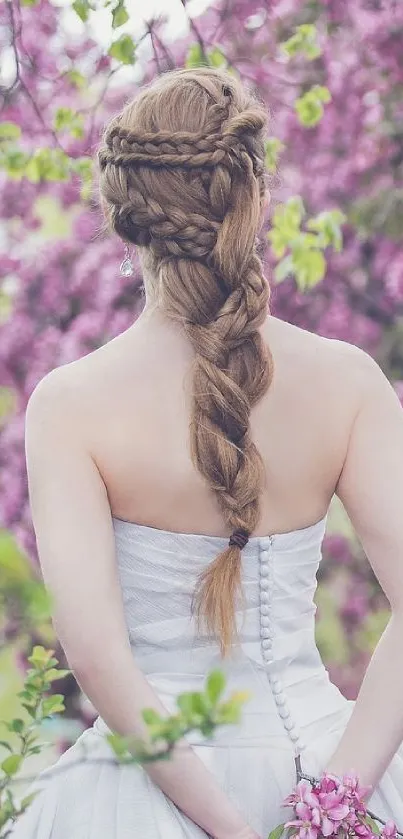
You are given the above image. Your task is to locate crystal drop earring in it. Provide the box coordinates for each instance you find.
[120,244,134,277]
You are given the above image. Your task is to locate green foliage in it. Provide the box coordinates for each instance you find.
[315,586,350,666]
[185,44,228,70]
[0,652,249,835]
[53,108,85,139]
[264,138,285,173]
[356,608,390,654]
[66,69,86,89]
[268,199,346,290]
[71,157,94,201]
[111,0,129,29]
[0,148,30,178]
[72,0,93,22]
[0,123,21,141]
[1,754,23,777]
[207,47,228,69]
[110,672,250,760]
[0,134,93,196]
[185,43,209,68]
[206,669,226,703]
[366,815,381,835]
[108,34,136,65]
[295,85,332,127]
[268,824,286,839]
[24,148,70,183]
[0,646,70,832]
[282,24,322,60]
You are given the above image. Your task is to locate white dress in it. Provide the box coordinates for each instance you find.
[10,515,403,837]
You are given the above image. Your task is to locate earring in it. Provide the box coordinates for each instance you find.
[120,244,134,277]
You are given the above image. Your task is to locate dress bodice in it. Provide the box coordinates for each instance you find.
[108,513,349,758]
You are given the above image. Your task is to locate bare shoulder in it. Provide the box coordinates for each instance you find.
[26,327,132,422]
[27,362,79,413]
[25,363,87,454]
[265,315,386,399]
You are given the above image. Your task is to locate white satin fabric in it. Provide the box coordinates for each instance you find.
[11,515,403,837]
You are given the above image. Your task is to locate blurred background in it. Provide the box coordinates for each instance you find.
[0,0,402,780]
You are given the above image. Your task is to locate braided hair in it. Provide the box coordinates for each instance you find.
[98,67,274,655]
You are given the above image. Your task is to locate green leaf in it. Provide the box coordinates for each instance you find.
[268,824,286,839]
[294,249,326,290]
[307,209,346,252]
[295,86,332,128]
[53,107,84,139]
[106,733,132,759]
[0,149,29,178]
[41,694,65,716]
[176,692,197,718]
[20,792,38,810]
[216,700,241,724]
[20,0,38,5]
[67,69,86,89]
[0,122,22,141]
[71,155,94,199]
[365,816,381,835]
[207,47,227,68]
[142,709,162,726]
[0,741,13,753]
[8,719,25,734]
[1,753,23,776]
[189,691,209,716]
[264,137,284,173]
[24,148,70,183]
[27,646,54,668]
[112,0,129,28]
[314,85,331,104]
[44,668,71,682]
[17,688,36,702]
[108,34,136,64]
[20,703,37,719]
[185,43,208,68]
[274,255,294,284]
[206,670,226,704]
[72,0,90,21]
[282,24,321,61]
[27,745,44,755]
[267,229,287,259]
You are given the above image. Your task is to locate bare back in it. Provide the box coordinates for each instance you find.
[60,309,362,537]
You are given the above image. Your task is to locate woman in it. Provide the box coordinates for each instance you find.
[12,67,403,838]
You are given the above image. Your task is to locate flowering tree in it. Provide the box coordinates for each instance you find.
[1,0,402,709]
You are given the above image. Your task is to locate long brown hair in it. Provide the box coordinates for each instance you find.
[98,67,274,655]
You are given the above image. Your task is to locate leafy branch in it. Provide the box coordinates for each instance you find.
[0,647,249,836]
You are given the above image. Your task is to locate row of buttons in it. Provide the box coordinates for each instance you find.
[259,540,306,754]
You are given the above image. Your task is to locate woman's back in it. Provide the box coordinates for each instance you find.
[62,307,362,537]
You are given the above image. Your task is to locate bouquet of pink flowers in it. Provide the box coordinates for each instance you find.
[268,767,403,839]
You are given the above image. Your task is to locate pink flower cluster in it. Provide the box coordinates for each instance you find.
[279,772,399,839]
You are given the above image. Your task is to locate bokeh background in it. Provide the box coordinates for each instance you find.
[1,0,402,781]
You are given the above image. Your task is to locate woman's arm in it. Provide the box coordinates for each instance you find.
[325,346,403,792]
[25,369,259,839]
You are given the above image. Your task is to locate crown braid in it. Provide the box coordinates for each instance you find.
[98,68,274,655]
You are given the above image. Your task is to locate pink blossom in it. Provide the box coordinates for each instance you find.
[382,820,398,839]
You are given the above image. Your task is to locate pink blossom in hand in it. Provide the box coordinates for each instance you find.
[381,821,398,839]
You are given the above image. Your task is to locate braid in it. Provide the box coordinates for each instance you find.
[98,67,274,655]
